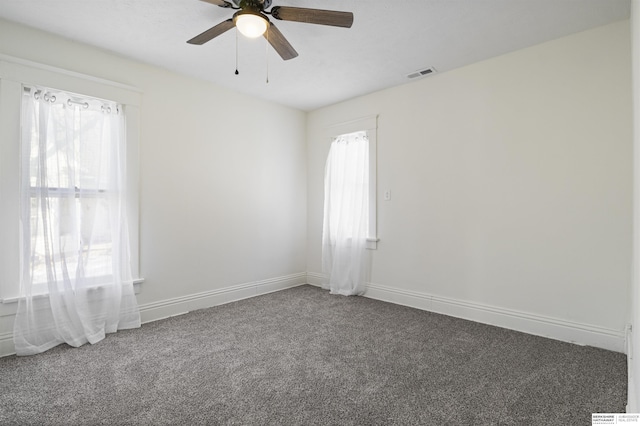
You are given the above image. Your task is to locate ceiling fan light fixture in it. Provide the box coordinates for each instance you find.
[234,11,268,38]
[188,1,354,62]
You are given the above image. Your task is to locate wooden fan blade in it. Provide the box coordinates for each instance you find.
[271,6,353,28]
[199,0,232,7]
[264,22,298,61]
[187,19,235,45]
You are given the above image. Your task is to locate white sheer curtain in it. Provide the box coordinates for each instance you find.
[14,87,140,356]
[322,131,370,296]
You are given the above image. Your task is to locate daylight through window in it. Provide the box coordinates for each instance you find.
[22,86,125,294]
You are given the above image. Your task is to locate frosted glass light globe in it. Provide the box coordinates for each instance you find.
[235,14,268,38]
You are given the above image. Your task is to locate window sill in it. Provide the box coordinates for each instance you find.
[0,278,145,304]
[367,238,379,250]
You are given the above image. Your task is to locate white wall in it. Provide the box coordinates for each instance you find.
[629,0,640,413]
[307,21,632,352]
[0,19,307,355]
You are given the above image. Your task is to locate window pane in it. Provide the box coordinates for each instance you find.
[29,195,114,285]
[325,131,369,241]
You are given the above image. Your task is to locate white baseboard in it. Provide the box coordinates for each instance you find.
[138,272,307,324]
[0,273,307,357]
[307,273,625,353]
[364,281,625,353]
[306,272,325,287]
[628,325,636,412]
[0,331,14,358]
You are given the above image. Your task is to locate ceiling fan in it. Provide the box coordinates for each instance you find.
[187,0,354,60]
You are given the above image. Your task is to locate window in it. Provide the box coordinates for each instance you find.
[0,56,142,303]
[22,86,124,294]
[324,130,370,243]
[325,116,378,249]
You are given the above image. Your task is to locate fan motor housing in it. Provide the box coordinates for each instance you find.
[233,0,272,9]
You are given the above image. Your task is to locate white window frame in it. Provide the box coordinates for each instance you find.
[326,115,378,249]
[0,55,143,303]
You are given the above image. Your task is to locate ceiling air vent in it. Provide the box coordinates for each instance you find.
[407,67,437,79]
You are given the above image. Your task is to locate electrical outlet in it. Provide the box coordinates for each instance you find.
[384,190,391,201]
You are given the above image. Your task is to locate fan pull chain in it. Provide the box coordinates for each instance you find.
[235,27,239,75]
[265,24,269,84]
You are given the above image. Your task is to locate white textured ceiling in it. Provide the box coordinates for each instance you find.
[0,0,631,111]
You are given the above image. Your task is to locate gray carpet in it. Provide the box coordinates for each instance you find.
[0,285,627,425]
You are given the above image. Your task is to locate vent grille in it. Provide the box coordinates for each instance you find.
[407,67,437,79]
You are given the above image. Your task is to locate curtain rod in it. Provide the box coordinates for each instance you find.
[23,86,120,113]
